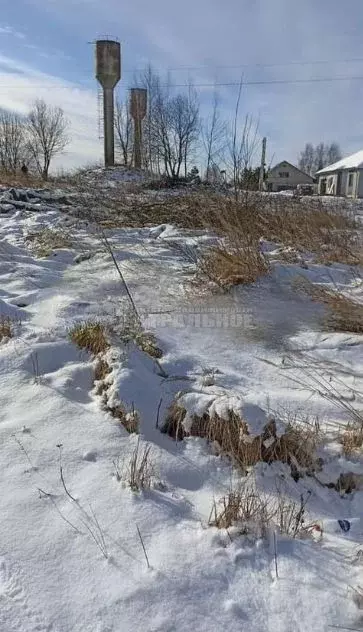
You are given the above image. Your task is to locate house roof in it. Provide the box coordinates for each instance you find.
[316,150,363,175]
[268,161,314,181]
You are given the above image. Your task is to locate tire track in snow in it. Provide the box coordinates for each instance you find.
[0,556,53,632]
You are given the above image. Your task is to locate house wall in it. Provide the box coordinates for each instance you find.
[318,169,363,198]
[266,162,314,192]
[357,171,363,198]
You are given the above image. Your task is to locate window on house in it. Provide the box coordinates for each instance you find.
[348,172,355,187]
[279,172,289,178]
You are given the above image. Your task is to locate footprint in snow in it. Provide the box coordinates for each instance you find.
[0,556,53,631]
[83,450,98,462]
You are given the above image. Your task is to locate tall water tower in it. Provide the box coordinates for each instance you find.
[95,39,121,168]
[130,88,147,169]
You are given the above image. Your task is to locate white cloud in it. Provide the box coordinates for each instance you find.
[0,54,102,171]
[0,25,26,39]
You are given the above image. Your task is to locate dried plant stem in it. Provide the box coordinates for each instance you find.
[136,523,150,569]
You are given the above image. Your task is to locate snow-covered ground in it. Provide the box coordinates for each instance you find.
[0,186,362,631]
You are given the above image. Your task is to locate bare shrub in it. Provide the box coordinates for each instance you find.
[69,321,110,355]
[25,228,72,258]
[162,402,320,477]
[128,438,154,491]
[0,315,14,341]
[274,491,311,538]
[296,278,363,334]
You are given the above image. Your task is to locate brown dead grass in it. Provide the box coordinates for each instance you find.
[340,425,363,456]
[210,483,314,539]
[69,321,110,356]
[0,315,14,341]
[296,278,363,334]
[0,170,47,189]
[162,402,320,477]
[199,243,270,289]
[128,438,154,490]
[107,403,140,434]
[25,228,72,258]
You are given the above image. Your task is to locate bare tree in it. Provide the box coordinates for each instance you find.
[153,86,200,179]
[135,65,164,173]
[26,100,69,179]
[115,98,133,166]
[298,143,315,176]
[0,110,28,173]
[202,91,226,180]
[298,142,342,175]
[326,142,342,166]
[227,80,260,198]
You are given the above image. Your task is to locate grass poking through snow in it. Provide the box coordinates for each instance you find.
[296,278,363,334]
[163,402,321,479]
[0,315,17,342]
[25,228,72,258]
[69,321,110,355]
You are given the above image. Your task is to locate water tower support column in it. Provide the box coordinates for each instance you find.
[103,87,115,168]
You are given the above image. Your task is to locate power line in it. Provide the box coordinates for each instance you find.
[160,75,363,88]
[2,74,363,91]
[121,57,363,74]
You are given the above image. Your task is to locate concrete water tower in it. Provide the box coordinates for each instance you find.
[95,39,121,168]
[130,88,147,169]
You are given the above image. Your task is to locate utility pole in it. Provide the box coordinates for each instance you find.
[259,137,267,192]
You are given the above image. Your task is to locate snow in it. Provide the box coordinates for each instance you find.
[316,149,363,174]
[0,186,362,631]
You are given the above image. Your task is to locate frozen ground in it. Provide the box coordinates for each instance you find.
[0,187,362,631]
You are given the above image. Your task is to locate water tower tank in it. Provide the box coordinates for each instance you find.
[95,40,121,167]
[95,40,121,89]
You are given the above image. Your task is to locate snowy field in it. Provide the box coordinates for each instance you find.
[0,183,362,631]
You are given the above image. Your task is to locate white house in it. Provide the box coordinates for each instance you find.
[265,161,315,192]
[316,150,363,198]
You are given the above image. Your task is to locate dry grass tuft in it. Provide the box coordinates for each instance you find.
[107,403,140,434]
[209,485,270,534]
[128,438,154,491]
[69,321,110,356]
[94,357,112,395]
[340,425,363,456]
[0,315,14,341]
[296,278,363,334]
[210,483,313,539]
[25,228,72,258]
[163,402,320,478]
[134,330,163,359]
[199,242,269,288]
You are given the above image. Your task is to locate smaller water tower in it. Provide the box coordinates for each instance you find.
[130,88,147,169]
[95,39,121,168]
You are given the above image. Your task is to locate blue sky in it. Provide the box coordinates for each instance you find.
[1,0,363,171]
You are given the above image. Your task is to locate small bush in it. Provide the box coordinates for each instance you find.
[0,315,14,341]
[69,321,110,355]
[25,228,72,257]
